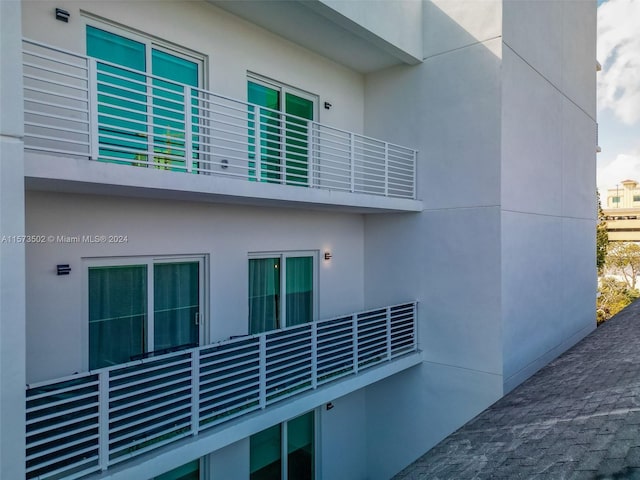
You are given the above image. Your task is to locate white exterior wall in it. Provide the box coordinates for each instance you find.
[361,1,596,478]
[501,0,597,390]
[0,1,26,478]
[26,191,365,383]
[21,0,364,133]
[318,0,423,61]
[362,3,504,478]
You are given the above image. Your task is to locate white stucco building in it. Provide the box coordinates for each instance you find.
[1,1,597,479]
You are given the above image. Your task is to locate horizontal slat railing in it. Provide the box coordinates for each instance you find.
[25,302,417,479]
[23,39,417,200]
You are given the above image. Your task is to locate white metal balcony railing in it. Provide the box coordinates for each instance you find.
[25,302,417,480]
[22,39,417,200]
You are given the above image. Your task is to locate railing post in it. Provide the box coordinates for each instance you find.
[349,133,355,192]
[98,371,109,471]
[307,120,313,188]
[190,350,199,435]
[384,142,389,197]
[352,313,359,374]
[259,335,267,409]
[88,58,99,161]
[412,150,417,200]
[255,107,262,181]
[311,321,318,389]
[146,73,154,165]
[413,302,418,351]
[184,85,193,173]
[386,306,392,360]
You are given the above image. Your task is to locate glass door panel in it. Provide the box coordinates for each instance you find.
[250,424,282,480]
[154,460,199,480]
[153,262,199,352]
[88,265,147,369]
[287,412,314,480]
[248,81,282,183]
[151,50,200,171]
[285,256,313,327]
[284,93,313,186]
[87,26,147,166]
[249,258,281,334]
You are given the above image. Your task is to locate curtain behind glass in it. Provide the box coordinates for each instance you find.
[89,265,147,369]
[286,256,313,327]
[249,258,280,334]
[154,262,199,352]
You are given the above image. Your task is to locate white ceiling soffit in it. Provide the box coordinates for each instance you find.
[210,0,422,73]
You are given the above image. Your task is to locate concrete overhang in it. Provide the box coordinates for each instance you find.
[25,153,423,214]
[210,0,423,73]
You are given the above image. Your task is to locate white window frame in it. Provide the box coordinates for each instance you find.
[248,250,319,331]
[81,13,207,88]
[247,73,319,120]
[82,255,207,371]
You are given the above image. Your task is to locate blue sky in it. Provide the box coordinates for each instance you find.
[596,0,640,193]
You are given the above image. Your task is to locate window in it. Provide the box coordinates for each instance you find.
[250,411,315,480]
[633,195,640,202]
[247,76,317,186]
[87,257,204,369]
[154,460,200,480]
[248,252,316,334]
[86,24,202,170]
[612,196,621,204]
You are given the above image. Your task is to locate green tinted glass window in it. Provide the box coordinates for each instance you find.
[154,262,199,352]
[249,258,281,334]
[250,424,282,480]
[89,265,147,369]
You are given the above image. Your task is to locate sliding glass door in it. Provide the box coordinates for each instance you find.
[87,25,201,170]
[88,257,203,369]
[250,411,315,480]
[248,253,315,335]
[248,79,316,186]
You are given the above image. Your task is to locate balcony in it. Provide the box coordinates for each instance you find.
[22,39,420,212]
[25,302,418,479]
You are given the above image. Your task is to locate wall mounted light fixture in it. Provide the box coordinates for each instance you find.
[324,101,332,110]
[55,8,70,22]
[324,251,332,261]
[57,264,71,275]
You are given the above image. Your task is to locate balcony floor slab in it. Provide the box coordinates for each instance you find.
[25,153,423,213]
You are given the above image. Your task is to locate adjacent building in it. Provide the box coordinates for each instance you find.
[0,1,597,479]
[603,180,640,242]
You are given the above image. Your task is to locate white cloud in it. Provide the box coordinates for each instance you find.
[597,0,640,125]
[598,150,640,192]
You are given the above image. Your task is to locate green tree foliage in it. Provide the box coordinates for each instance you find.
[606,242,640,290]
[597,277,639,324]
[597,191,609,275]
